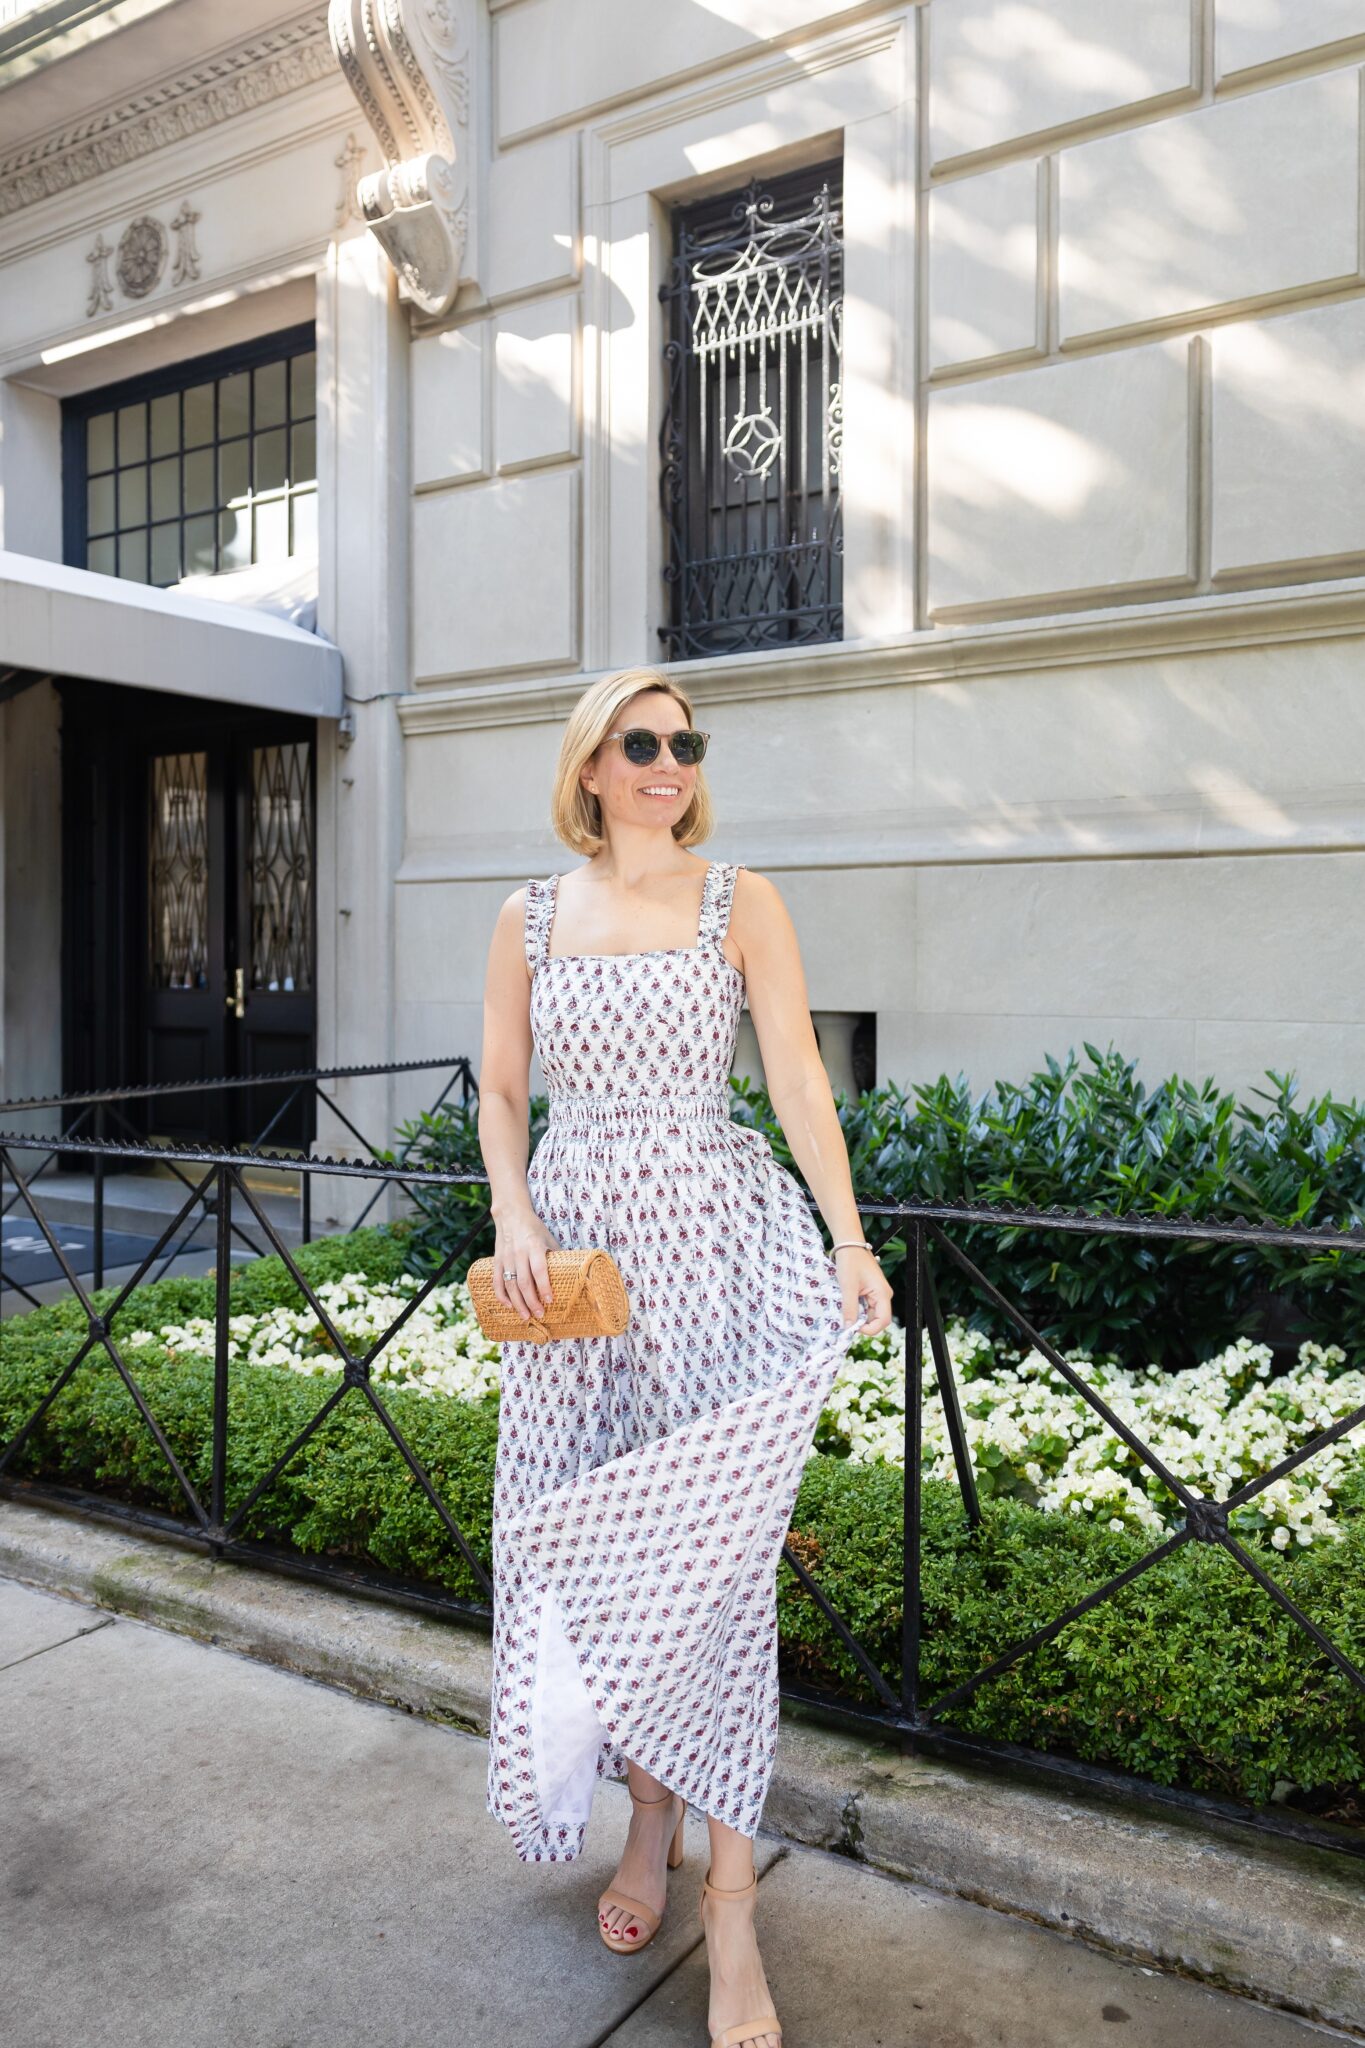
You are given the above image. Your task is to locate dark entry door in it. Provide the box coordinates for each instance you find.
[146,731,316,1145]
[62,681,317,1149]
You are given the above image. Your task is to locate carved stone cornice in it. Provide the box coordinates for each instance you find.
[326,0,476,318]
[0,11,337,220]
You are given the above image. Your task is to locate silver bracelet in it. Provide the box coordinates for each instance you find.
[830,1237,873,1253]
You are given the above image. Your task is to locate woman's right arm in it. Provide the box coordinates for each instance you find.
[476,887,559,1321]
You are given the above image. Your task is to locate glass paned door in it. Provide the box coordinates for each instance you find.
[249,742,314,994]
[149,752,210,991]
[232,731,316,1145]
[144,745,228,1136]
[142,726,316,1146]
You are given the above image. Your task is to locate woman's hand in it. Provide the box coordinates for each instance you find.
[835,1243,893,1337]
[492,1208,563,1321]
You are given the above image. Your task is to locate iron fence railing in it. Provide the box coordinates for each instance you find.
[1,1129,1361,1858]
[0,1057,475,1306]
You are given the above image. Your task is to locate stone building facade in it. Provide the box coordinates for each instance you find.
[1,0,1362,1188]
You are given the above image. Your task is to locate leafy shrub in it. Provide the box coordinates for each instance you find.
[0,1227,496,1603]
[758,1047,1365,1370]
[384,1098,547,1282]
[3,1221,1361,1811]
[779,1460,1365,1808]
[389,1046,1365,1369]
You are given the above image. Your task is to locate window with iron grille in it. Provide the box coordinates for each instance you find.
[61,322,317,588]
[658,158,843,660]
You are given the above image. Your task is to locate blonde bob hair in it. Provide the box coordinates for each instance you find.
[550,667,715,856]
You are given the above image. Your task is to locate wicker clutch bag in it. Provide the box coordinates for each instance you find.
[466,1246,630,1343]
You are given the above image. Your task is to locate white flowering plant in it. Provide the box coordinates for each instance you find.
[819,1318,1364,1551]
[123,1271,502,1408]
[118,1266,1365,1553]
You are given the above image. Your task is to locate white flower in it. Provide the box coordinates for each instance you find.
[817,1314,1363,1544]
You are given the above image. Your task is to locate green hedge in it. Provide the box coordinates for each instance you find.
[2,1222,1361,1811]
[0,1227,497,1602]
[780,1455,1365,1808]
[390,1043,1365,1372]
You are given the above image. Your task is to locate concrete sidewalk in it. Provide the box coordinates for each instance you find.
[1,1573,1351,2048]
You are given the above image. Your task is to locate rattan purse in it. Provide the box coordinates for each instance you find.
[466,1246,630,1343]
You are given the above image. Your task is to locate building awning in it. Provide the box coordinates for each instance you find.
[0,549,343,718]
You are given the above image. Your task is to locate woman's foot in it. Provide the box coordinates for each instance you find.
[598,1787,683,1948]
[700,1867,781,2048]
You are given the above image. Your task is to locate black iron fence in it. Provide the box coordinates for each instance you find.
[0,1056,474,1306]
[1,1128,1361,1858]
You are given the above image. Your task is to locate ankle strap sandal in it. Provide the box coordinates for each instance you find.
[597,1785,685,1955]
[699,1868,783,2047]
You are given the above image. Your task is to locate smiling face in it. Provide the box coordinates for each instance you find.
[581,688,698,829]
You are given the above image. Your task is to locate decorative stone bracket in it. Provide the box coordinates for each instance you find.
[326,0,478,318]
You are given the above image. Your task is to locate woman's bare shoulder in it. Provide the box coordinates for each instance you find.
[731,865,786,915]
[495,882,531,927]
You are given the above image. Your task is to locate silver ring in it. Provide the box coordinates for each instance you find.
[502,1269,516,1280]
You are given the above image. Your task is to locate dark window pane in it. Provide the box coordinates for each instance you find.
[290,350,316,419]
[219,505,251,570]
[184,446,215,515]
[87,412,115,471]
[254,426,287,493]
[254,358,286,429]
[87,472,115,535]
[117,402,146,463]
[291,418,316,485]
[150,456,179,522]
[118,529,148,581]
[184,513,215,573]
[118,465,148,529]
[149,391,179,458]
[219,438,250,506]
[150,523,181,585]
[183,382,214,447]
[219,370,249,439]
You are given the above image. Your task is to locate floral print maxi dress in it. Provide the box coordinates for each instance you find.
[485,858,869,1863]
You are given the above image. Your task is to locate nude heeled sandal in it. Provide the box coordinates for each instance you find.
[698,1868,783,2048]
[597,1785,686,1954]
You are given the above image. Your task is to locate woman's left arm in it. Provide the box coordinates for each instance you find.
[732,869,894,1336]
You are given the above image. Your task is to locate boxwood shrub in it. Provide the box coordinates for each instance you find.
[390,1043,1365,1373]
[2,1220,1361,1815]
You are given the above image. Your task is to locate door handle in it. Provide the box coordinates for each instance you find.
[226,966,245,1019]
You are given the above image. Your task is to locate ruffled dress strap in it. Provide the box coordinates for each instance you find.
[698,859,745,951]
[523,872,559,975]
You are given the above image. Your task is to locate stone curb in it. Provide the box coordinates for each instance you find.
[2,1496,1362,2037]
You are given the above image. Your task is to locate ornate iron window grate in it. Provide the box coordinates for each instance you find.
[659,159,843,660]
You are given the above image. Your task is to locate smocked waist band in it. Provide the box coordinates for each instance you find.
[545,1087,730,1132]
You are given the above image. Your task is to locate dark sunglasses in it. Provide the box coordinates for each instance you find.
[603,727,709,766]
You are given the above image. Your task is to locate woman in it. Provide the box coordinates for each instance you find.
[477,667,893,2048]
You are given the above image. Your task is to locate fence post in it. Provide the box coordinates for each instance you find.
[901,1219,924,1735]
[93,1099,106,1291]
[209,1163,233,1545]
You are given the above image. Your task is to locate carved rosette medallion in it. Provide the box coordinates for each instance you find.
[117,214,168,298]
